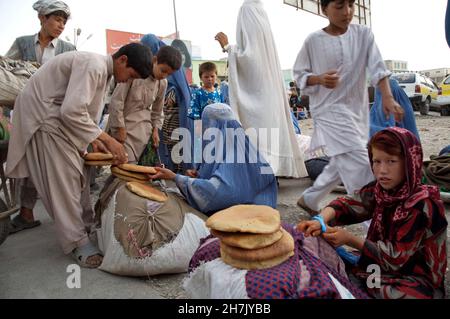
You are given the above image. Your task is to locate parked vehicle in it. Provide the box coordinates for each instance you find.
[391,73,439,115]
[436,74,450,116]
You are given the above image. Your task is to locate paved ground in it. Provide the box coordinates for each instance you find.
[1,176,448,299]
[1,112,449,299]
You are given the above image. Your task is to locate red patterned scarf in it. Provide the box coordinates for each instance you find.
[367,127,441,240]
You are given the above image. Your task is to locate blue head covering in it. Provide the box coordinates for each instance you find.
[290,110,301,134]
[446,0,450,47]
[140,34,191,132]
[174,103,277,215]
[369,78,420,141]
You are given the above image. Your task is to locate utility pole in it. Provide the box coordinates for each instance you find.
[173,0,179,39]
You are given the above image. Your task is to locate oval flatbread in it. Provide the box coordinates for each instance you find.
[84,160,113,166]
[211,228,283,250]
[206,205,280,234]
[84,152,113,161]
[126,182,168,202]
[219,228,294,262]
[118,164,157,175]
[220,247,294,270]
[111,166,149,181]
[112,172,148,183]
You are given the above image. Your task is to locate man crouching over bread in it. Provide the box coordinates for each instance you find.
[6,43,153,268]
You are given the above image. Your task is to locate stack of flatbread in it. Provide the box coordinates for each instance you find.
[111,163,156,183]
[126,182,168,202]
[206,205,295,270]
[84,152,113,166]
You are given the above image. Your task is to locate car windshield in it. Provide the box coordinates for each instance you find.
[392,73,416,84]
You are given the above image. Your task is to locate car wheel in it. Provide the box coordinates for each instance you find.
[441,105,450,116]
[420,98,430,115]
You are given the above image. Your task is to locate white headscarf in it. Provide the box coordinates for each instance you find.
[33,0,71,17]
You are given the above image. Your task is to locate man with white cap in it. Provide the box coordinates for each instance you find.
[6,0,76,234]
[7,0,75,65]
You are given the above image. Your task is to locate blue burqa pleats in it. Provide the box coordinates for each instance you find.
[369,78,420,141]
[174,103,278,215]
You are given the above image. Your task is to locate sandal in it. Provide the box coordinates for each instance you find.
[9,214,41,234]
[71,242,103,268]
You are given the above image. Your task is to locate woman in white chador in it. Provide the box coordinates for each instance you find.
[215,0,307,178]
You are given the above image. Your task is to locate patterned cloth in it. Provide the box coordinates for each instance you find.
[188,87,223,120]
[162,89,179,146]
[329,127,448,299]
[189,224,369,299]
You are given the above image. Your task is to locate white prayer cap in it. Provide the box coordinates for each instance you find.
[33,0,71,18]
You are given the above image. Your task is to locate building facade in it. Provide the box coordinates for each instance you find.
[420,68,450,85]
[384,60,408,73]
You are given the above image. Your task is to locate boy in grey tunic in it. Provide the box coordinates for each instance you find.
[6,43,153,268]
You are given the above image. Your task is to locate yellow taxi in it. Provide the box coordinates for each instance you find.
[437,74,450,116]
[391,72,439,115]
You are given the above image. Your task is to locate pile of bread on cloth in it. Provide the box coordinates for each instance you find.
[207,205,294,270]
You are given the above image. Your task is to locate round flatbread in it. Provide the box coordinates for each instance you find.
[111,166,149,181]
[84,160,113,166]
[126,182,168,202]
[221,247,294,270]
[84,152,113,161]
[117,164,157,175]
[219,228,294,262]
[206,205,280,234]
[211,228,283,250]
[112,172,148,183]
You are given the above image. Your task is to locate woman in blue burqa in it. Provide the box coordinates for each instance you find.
[369,78,420,141]
[140,33,192,170]
[151,103,277,215]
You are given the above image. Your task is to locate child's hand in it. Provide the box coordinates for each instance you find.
[382,96,405,122]
[296,220,323,237]
[152,128,160,148]
[319,70,339,89]
[113,127,127,144]
[91,139,108,154]
[322,227,352,247]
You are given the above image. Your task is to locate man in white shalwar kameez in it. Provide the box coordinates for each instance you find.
[6,43,153,268]
[215,0,307,178]
[293,0,404,213]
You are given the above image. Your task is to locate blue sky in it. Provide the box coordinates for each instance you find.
[0,0,448,70]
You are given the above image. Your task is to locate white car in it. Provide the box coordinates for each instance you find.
[391,73,439,115]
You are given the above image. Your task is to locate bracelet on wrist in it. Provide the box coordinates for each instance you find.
[312,215,327,234]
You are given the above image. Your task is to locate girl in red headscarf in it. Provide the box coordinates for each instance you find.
[297,127,448,299]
